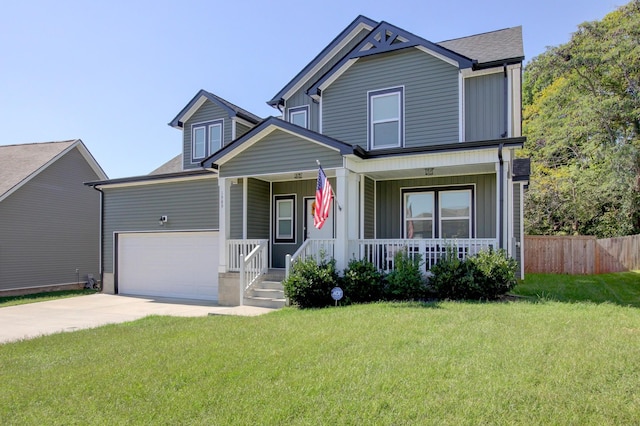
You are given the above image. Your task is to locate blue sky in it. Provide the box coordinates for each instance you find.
[0,0,620,178]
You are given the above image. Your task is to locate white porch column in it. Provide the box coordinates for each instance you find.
[218,177,231,273]
[334,168,358,271]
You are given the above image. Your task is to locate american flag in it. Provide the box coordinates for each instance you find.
[314,165,333,229]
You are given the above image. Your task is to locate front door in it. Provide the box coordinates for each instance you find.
[304,197,335,240]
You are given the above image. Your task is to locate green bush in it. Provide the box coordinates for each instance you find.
[342,258,385,304]
[429,247,517,300]
[384,249,426,301]
[467,248,518,299]
[283,255,340,309]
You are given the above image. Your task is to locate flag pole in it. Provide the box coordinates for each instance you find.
[316,160,342,211]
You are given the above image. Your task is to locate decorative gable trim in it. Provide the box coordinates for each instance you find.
[307,21,475,100]
[201,117,363,168]
[267,15,378,107]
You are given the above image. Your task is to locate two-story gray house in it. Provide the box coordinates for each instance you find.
[88,16,529,305]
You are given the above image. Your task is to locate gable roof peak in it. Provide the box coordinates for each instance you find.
[169,89,262,129]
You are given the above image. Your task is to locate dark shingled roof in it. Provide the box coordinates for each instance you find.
[438,26,524,65]
[149,154,183,175]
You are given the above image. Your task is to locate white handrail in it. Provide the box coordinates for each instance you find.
[238,240,268,306]
[228,239,267,272]
[355,238,497,273]
[285,239,335,278]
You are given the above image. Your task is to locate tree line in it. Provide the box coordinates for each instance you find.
[523,0,640,237]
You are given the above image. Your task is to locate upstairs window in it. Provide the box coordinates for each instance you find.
[191,119,224,162]
[369,87,403,150]
[288,106,309,128]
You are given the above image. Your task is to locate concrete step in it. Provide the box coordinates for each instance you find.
[248,287,284,298]
[264,269,286,282]
[258,280,285,291]
[243,296,286,309]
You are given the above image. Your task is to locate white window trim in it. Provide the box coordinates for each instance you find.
[439,189,472,239]
[190,119,224,163]
[208,122,222,154]
[403,191,435,239]
[288,105,309,129]
[274,194,296,243]
[368,86,404,150]
[401,185,475,239]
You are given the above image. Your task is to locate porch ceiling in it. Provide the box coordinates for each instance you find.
[362,163,496,180]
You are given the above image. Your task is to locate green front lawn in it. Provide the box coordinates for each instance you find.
[0,289,98,308]
[2,272,640,424]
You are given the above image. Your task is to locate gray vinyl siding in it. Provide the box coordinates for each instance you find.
[364,176,375,239]
[247,178,270,239]
[465,73,505,141]
[236,122,252,139]
[230,178,243,239]
[0,147,101,291]
[284,27,371,133]
[286,93,317,132]
[271,178,336,268]
[220,129,343,178]
[323,48,460,149]
[183,100,232,170]
[513,182,522,277]
[375,174,496,239]
[101,177,218,273]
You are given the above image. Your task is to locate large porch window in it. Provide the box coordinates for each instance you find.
[404,187,473,239]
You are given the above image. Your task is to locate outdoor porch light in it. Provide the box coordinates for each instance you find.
[159,215,168,226]
[425,168,434,176]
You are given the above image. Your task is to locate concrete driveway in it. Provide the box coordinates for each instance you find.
[0,294,276,344]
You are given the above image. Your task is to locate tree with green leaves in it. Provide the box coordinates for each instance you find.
[523,0,640,237]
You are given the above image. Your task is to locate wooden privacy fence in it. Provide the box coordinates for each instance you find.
[524,234,640,274]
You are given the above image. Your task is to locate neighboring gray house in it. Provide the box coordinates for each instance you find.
[87,16,530,305]
[0,140,107,295]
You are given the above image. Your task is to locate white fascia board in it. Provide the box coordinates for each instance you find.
[282,22,374,101]
[95,173,216,190]
[317,58,358,94]
[175,96,208,127]
[214,124,342,166]
[234,116,256,128]
[345,149,502,174]
[460,63,520,78]
[414,45,460,67]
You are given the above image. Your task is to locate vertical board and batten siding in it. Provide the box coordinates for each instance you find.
[363,176,375,239]
[220,129,343,178]
[375,175,496,239]
[183,100,232,170]
[0,147,101,291]
[465,73,505,141]
[247,178,270,239]
[101,178,218,273]
[513,183,522,277]
[284,27,371,133]
[323,48,459,149]
[230,178,243,239]
[271,178,336,268]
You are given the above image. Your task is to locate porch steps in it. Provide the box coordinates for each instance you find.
[243,270,286,309]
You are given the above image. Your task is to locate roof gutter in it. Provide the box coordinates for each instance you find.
[498,142,504,250]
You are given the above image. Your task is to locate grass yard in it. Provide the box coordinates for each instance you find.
[0,289,97,308]
[1,273,639,424]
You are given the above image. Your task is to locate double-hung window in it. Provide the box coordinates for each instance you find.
[369,87,403,149]
[274,195,295,243]
[403,187,473,239]
[191,119,224,162]
[288,106,309,129]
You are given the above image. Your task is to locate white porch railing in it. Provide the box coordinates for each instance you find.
[228,239,268,272]
[355,238,498,273]
[285,239,335,278]
[238,240,269,306]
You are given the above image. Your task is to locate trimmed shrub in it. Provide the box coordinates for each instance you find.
[429,247,518,300]
[384,249,426,300]
[467,248,518,299]
[342,258,385,304]
[282,255,340,309]
[429,247,478,300]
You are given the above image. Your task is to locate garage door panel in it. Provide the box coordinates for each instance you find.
[118,232,218,301]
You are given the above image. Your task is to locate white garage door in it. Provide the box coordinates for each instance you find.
[117,231,219,301]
